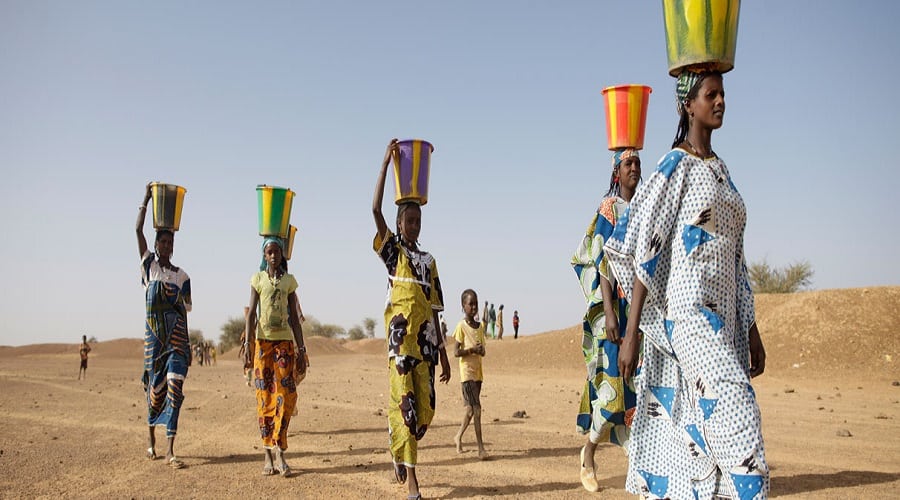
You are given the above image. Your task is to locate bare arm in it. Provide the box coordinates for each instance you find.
[243,287,260,368]
[136,183,152,258]
[599,275,620,343]
[373,139,398,240]
[618,278,648,381]
[434,310,451,383]
[289,292,308,372]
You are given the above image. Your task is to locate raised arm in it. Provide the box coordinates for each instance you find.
[373,139,398,240]
[136,183,152,258]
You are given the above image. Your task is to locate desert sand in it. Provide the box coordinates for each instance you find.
[1,287,899,499]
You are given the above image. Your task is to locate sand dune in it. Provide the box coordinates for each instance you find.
[1,287,898,498]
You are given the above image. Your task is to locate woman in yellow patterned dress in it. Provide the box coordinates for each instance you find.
[570,149,642,492]
[373,138,451,500]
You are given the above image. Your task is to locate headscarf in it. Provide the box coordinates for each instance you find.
[612,148,639,169]
[675,69,703,115]
[259,236,287,272]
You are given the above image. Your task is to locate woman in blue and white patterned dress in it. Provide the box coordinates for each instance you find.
[605,69,768,500]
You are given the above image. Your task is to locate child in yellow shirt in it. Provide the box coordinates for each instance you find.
[452,289,487,459]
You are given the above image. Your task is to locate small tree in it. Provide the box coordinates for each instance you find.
[362,317,377,338]
[219,316,246,352]
[348,326,366,340]
[303,316,346,338]
[189,329,204,346]
[748,260,814,293]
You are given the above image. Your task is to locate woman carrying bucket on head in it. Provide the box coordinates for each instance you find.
[605,2,769,499]
[136,182,191,469]
[571,83,649,493]
[373,138,451,500]
[244,185,307,477]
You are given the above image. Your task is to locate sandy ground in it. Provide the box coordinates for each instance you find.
[1,287,899,499]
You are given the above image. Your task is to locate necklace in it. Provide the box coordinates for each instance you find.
[268,269,282,288]
[685,139,716,160]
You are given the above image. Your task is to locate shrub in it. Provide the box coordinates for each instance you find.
[748,260,814,293]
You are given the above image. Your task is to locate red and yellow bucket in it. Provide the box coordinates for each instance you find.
[392,139,433,205]
[256,185,294,238]
[149,182,187,231]
[284,225,298,261]
[663,0,740,76]
[601,84,652,150]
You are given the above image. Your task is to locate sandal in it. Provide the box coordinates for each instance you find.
[146,447,157,460]
[579,446,600,492]
[168,457,186,469]
[393,462,407,485]
[277,463,292,477]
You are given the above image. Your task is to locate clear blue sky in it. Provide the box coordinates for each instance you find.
[2,1,898,346]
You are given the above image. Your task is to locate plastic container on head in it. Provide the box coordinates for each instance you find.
[284,225,298,261]
[256,185,294,238]
[150,182,187,231]
[392,139,434,206]
[601,84,652,150]
[663,0,740,76]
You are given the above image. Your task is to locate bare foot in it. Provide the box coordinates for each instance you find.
[478,449,489,460]
[454,432,463,453]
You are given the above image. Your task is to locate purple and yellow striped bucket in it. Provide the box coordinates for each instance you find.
[392,139,434,206]
[284,225,298,261]
[663,0,741,76]
[150,182,187,232]
[256,185,294,238]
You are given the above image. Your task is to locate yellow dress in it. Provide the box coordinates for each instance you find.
[373,229,444,468]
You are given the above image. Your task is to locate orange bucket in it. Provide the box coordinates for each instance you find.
[601,84,652,150]
[284,225,298,261]
[392,139,433,205]
[663,0,740,76]
[149,182,187,231]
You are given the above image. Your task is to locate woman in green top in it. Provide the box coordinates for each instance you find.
[244,237,307,477]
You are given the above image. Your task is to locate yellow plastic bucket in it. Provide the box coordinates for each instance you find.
[663,0,740,76]
[284,225,298,261]
[149,182,187,231]
[256,185,294,238]
[602,84,652,150]
[392,139,433,205]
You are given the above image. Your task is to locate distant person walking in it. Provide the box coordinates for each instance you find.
[136,183,192,469]
[496,304,504,340]
[512,311,520,339]
[78,335,91,380]
[487,303,496,339]
[452,289,488,459]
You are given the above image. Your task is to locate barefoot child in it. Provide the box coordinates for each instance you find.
[78,335,91,380]
[373,138,451,500]
[452,289,487,459]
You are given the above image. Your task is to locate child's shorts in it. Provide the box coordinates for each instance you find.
[461,380,482,408]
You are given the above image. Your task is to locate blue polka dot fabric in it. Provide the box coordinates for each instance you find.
[605,150,768,499]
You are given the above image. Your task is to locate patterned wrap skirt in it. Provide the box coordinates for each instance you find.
[254,339,298,450]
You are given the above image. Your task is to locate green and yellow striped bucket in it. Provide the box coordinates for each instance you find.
[663,0,740,76]
[256,185,294,238]
[149,182,187,232]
